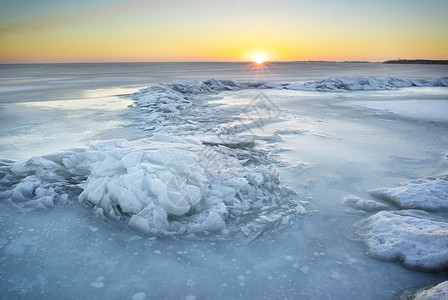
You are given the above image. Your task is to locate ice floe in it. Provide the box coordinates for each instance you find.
[355,175,448,271]
[369,178,448,211]
[342,195,389,212]
[356,210,448,271]
[414,281,448,300]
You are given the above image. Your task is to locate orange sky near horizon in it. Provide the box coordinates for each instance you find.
[0,0,447,63]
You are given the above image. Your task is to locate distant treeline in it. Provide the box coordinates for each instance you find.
[384,59,448,65]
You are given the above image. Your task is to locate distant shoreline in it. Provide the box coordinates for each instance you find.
[383,59,448,65]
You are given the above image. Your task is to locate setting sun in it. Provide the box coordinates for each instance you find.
[252,53,267,64]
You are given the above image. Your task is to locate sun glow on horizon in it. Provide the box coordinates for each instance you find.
[252,53,268,65]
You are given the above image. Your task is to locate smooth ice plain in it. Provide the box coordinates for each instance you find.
[0,62,448,299]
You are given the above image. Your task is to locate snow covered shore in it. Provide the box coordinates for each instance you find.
[132,76,448,102]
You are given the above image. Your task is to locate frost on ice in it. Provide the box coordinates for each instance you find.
[356,210,448,271]
[0,138,301,238]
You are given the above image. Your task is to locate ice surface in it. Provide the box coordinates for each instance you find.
[369,178,448,211]
[2,63,448,299]
[343,99,448,122]
[356,210,448,271]
[414,281,448,300]
[2,137,300,238]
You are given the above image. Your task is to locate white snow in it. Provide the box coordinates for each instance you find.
[356,210,448,271]
[369,178,448,211]
[414,281,448,300]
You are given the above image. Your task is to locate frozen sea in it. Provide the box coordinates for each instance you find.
[0,62,448,299]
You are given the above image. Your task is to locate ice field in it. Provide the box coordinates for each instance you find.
[0,62,447,299]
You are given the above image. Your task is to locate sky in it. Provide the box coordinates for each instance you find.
[0,0,447,63]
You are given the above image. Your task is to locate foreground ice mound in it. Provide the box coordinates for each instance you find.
[1,138,301,238]
[356,210,448,271]
[369,178,448,211]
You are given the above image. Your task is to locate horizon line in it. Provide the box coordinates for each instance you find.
[1,59,448,65]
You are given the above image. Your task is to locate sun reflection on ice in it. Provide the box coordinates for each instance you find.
[248,53,271,75]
